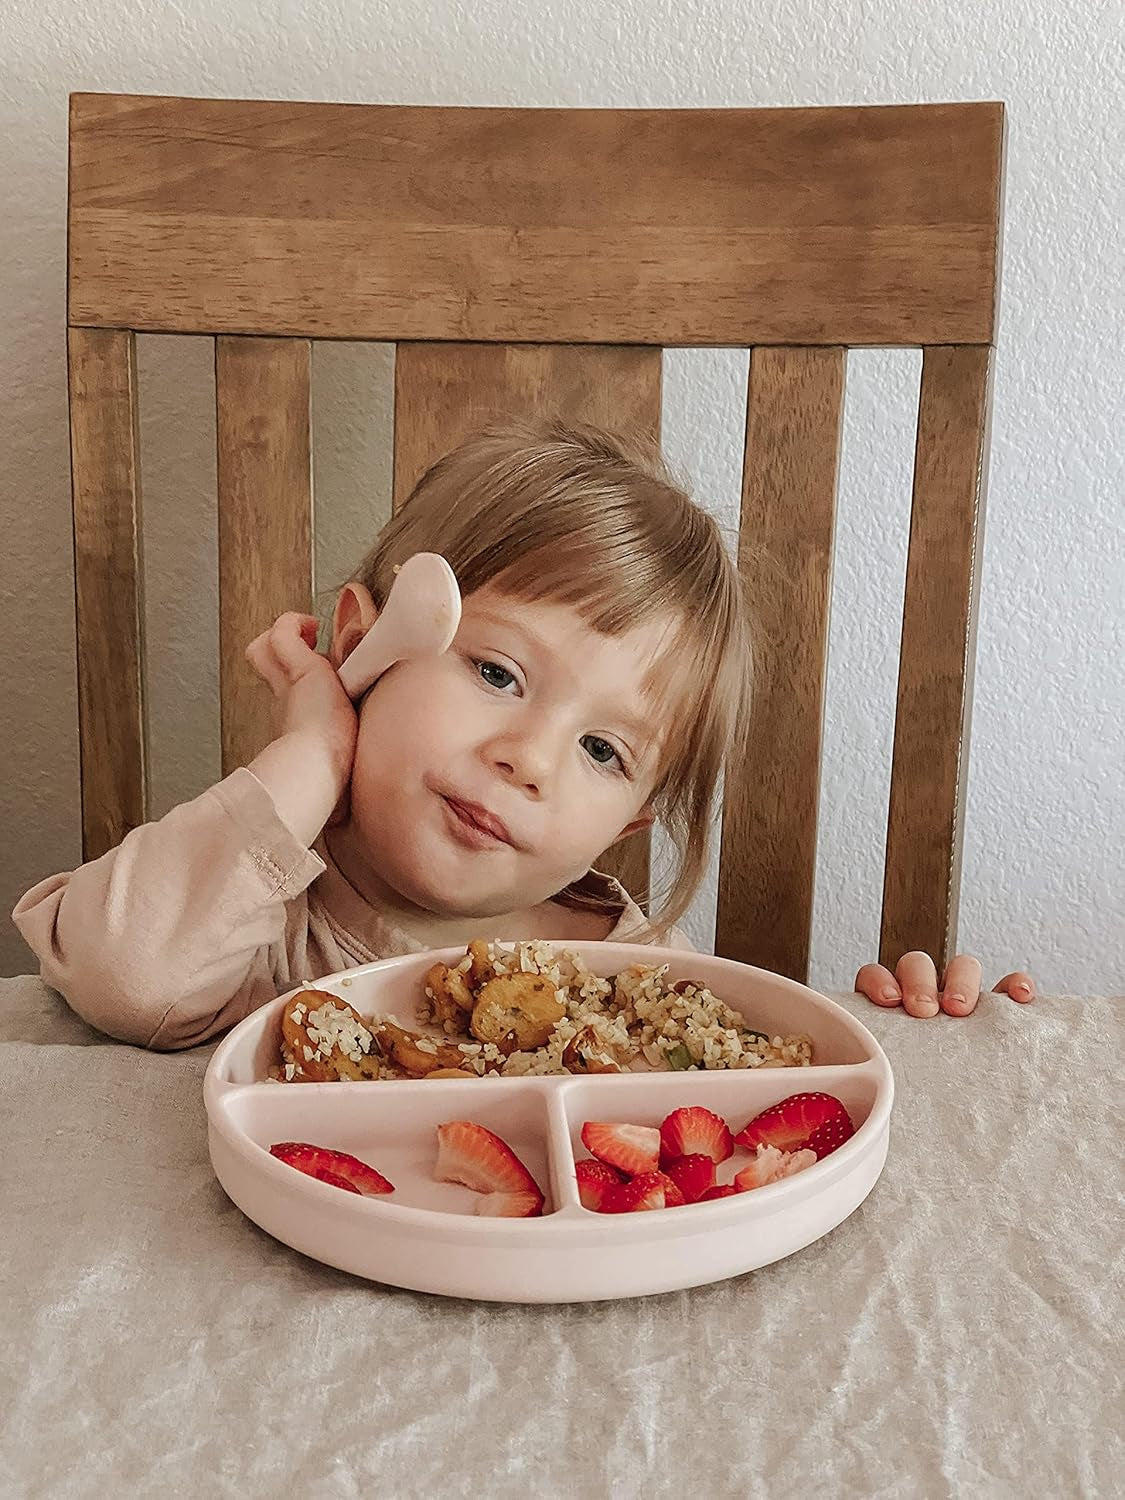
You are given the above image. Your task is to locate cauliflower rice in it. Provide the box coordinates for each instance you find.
[419,940,813,1076]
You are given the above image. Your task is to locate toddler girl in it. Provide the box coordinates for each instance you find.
[13,419,1032,1043]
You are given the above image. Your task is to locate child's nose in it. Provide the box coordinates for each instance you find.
[488,724,559,796]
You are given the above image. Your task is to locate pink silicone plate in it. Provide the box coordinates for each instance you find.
[204,944,894,1302]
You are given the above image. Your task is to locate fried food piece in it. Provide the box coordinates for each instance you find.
[424,961,476,1031]
[424,1068,479,1080]
[280,991,382,1082]
[470,973,564,1052]
[467,939,494,987]
[374,1020,467,1078]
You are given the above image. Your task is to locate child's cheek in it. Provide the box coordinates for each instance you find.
[356,657,477,760]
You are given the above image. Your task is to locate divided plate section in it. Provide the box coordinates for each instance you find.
[211,944,883,1089]
[212,1077,575,1220]
[555,1063,889,1214]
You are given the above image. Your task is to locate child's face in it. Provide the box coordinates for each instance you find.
[343,584,671,919]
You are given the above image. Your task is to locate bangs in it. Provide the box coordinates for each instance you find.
[419,447,730,643]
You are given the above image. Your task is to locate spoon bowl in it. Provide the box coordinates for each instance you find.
[337,553,462,699]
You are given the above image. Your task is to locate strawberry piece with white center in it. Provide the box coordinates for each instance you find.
[270,1142,394,1196]
[733,1092,854,1157]
[662,1153,716,1203]
[603,1170,685,1213]
[474,1191,544,1218]
[733,1144,817,1191]
[434,1121,544,1213]
[580,1121,661,1176]
[575,1158,623,1212]
[659,1106,733,1165]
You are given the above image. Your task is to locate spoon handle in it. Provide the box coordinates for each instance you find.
[337,614,403,699]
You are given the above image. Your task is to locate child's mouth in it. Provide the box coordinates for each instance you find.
[440,794,514,849]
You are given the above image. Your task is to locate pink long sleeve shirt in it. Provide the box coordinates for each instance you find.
[13,768,683,1051]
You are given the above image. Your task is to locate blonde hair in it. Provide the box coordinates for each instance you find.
[351,417,752,935]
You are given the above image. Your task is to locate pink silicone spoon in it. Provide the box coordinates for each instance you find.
[337,553,462,700]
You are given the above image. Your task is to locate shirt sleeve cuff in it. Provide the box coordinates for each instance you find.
[209,766,327,898]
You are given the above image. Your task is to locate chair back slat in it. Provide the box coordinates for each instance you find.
[69,94,1003,347]
[715,347,846,977]
[215,336,313,775]
[68,326,147,859]
[393,341,662,905]
[880,345,993,971]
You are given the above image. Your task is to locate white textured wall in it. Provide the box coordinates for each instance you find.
[2,0,1122,991]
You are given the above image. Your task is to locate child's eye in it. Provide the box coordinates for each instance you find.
[581,735,624,771]
[476,660,518,692]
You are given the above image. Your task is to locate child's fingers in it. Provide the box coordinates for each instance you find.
[296,615,321,650]
[994,971,1036,1004]
[857,953,1029,1018]
[854,962,903,1008]
[265,613,323,677]
[895,950,940,1018]
[938,954,983,1016]
[245,630,288,693]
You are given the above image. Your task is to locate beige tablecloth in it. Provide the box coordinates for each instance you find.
[1,975,1121,1499]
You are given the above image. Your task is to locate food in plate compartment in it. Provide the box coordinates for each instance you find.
[278,994,382,1082]
[662,1154,717,1203]
[733,1092,856,1160]
[580,1121,661,1175]
[269,1142,395,1195]
[433,1121,544,1217]
[574,1158,624,1211]
[603,1171,686,1213]
[576,1098,855,1213]
[658,1106,733,1165]
[269,940,814,1082]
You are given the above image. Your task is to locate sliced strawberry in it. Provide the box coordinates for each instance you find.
[580,1121,661,1175]
[699,1184,739,1201]
[661,1174,686,1207]
[733,1093,852,1155]
[434,1121,542,1198]
[804,1113,856,1160]
[663,1153,716,1203]
[659,1106,733,1165]
[316,1170,361,1194]
[603,1169,682,1213]
[474,1191,544,1218]
[575,1158,623,1211]
[270,1142,394,1195]
[734,1145,817,1191]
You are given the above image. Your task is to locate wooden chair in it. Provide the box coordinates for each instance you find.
[66,92,1005,980]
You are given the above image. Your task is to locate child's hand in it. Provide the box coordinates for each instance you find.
[854,951,1036,1018]
[245,613,359,840]
[246,612,357,758]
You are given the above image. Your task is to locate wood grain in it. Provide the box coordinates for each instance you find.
[394,342,661,905]
[69,94,1004,347]
[215,337,313,774]
[880,345,993,972]
[68,326,148,860]
[715,347,847,979]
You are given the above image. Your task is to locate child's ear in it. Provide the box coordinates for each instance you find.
[612,804,656,844]
[329,582,379,670]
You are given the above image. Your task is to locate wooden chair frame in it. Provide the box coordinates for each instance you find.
[67,92,1006,979]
